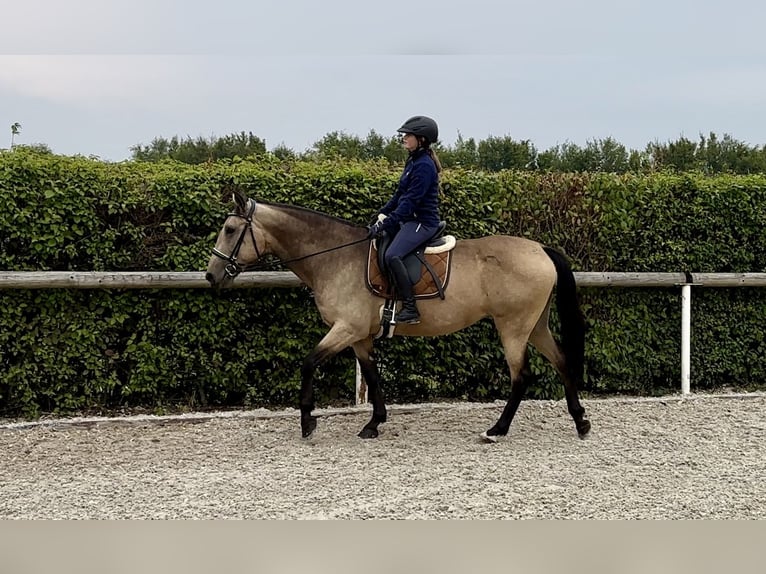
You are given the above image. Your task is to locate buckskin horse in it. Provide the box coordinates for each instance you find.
[205,188,591,442]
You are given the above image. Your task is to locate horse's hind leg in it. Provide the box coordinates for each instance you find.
[481,318,532,443]
[352,338,387,439]
[529,316,590,438]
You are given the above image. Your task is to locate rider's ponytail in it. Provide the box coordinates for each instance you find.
[415,133,442,174]
[427,148,443,174]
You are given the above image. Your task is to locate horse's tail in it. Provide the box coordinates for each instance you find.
[543,247,585,384]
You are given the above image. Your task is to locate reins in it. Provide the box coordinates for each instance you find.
[244,236,370,272]
[211,197,369,277]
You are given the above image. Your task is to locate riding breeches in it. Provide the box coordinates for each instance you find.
[383,221,438,265]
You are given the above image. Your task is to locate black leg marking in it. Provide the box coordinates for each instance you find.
[482,352,532,442]
[560,344,590,438]
[299,327,370,439]
[300,354,319,438]
[355,352,387,439]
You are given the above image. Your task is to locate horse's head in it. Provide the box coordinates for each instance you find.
[205,189,264,288]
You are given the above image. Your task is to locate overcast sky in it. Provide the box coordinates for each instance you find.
[2,0,765,161]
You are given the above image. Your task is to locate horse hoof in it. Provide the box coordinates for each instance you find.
[577,420,592,439]
[301,416,317,438]
[358,428,379,439]
[480,431,498,444]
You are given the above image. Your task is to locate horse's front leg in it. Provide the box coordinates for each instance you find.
[300,323,360,439]
[352,338,386,439]
[299,354,319,438]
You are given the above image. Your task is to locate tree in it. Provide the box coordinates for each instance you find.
[271,143,297,161]
[696,132,766,174]
[593,137,630,173]
[130,131,266,163]
[308,131,364,160]
[10,122,21,148]
[13,143,52,154]
[306,130,406,163]
[477,135,537,171]
[642,132,766,174]
[438,132,479,169]
[646,136,698,171]
[381,135,407,164]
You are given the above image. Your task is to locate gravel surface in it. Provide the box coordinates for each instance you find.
[1,394,765,519]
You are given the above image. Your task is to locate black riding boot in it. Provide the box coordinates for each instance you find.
[388,256,420,324]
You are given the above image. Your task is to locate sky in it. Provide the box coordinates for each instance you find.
[2,0,766,161]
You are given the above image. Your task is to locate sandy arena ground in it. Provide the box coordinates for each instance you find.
[1,394,764,519]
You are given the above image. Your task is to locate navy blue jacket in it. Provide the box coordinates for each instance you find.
[378,148,440,231]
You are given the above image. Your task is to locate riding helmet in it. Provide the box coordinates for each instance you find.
[397,115,439,144]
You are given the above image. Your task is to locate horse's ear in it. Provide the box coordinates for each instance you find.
[232,187,248,212]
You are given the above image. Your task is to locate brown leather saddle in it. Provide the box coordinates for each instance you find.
[365,222,455,300]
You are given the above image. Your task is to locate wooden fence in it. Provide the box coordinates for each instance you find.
[3,271,766,290]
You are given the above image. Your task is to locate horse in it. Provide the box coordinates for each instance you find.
[205,188,591,442]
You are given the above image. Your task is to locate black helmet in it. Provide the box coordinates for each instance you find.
[397,115,438,144]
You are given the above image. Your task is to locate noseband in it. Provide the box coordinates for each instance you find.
[211,199,261,278]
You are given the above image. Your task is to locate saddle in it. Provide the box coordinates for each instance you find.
[365,221,456,300]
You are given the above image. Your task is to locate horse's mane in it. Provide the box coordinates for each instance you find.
[261,200,360,228]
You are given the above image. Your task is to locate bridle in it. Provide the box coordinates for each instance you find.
[211,199,261,279]
[210,197,370,279]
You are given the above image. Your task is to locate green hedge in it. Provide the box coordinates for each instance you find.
[2,149,766,418]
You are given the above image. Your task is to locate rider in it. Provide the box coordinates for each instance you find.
[367,115,442,324]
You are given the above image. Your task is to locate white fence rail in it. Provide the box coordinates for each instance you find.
[3,271,766,400]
